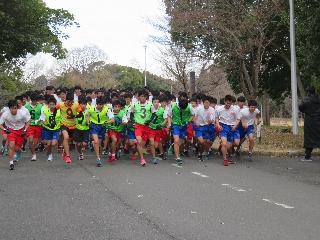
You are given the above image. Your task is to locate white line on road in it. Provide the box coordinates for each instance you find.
[262,199,294,209]
[191,172,209,178]
[221,183,246,192]
[172,164,183,168]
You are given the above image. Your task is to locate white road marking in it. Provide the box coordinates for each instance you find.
[172,164,183,168]
[191,172,209,178]
[262,199,294,209]
[221,183,246,192]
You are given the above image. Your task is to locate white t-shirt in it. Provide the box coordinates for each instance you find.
[215,105,240,125]
[194,106,216,126]
[0,109,31,130]
[151,106,168,119]
[234,105,248,112]
[240,108,260,126]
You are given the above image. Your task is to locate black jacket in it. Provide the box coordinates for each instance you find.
[299,94,320,148]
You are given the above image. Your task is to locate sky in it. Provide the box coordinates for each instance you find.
[43,0,165,75]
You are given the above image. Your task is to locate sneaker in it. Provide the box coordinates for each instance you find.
[89,141,94,152]
[130,153,137,160]
[34,147,39,153]
[57,146,63,152]
[194,145,200,156]
[31,155,36,161]
[21,146,26,152]
[66,156,71,163]
[152,157,158,164]
[39,143,44,152]
[248,152,253,162]
[301,157,312,162]
[96,158,101,167]
[228,156,233,164]
[140,158,146,166]
[111,155,116,162]
[79,154,84,160]
[177,158,183,165]
[235,150,241,159]
[108,154,112,162]
[181,150,190,157]
[47,154,53,161]
[62,151,67,161]
[13,150,21,162]
[4,148,8,156]
[117,150,122,158]
[9,164,14,170]
[198,154,203,161]
[69,144,75,151]
[159,153,167,160]
[101,149,106,155]
[223,159,229,166]
[0,147,5,155]
[205,152,210,159]
[124,149,130,154]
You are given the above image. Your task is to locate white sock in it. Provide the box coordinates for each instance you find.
[9,160,13,164]
[33,154,36,158]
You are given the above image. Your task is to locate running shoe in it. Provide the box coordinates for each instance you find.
[235,150,241,160]
[198,154,203,161]
[248,152,253,162]
[31,155,36,161]
[79,154,84,160]
[111,155,116,162]
[223,159,228,166]
[89,141,94,152]
[108,153,112,162]
[57,146,63,152]
[152,157,157,164]
[301,157,312,162]
[130,153,137,160]
[205,152,210,159]
[9,164,14,170]
[228,155,233,164]
[181,150,190,157]
[140,158,146,166]
[0,147,5,155]
[66,156,71,163]
[47,154,53,161]
[62,151,66,161]
[96,158,101,167]
[159,153,167,160]
[21,146,26,152]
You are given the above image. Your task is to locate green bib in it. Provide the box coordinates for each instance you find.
[109,110,125,132]
[89,105,109,124]
[133,101,152,125]
[76,112,89,130]
[171,103,191,125]
[149,107,165,129]
[25,102,42,126]
[41,106,61,130]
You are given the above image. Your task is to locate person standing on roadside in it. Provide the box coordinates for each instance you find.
[299,86,320,161]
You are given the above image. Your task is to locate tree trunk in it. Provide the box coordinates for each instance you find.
[262,91,270,126]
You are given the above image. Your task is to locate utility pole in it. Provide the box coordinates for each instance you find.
[143,45,147,86]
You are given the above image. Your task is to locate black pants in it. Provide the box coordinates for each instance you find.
[305,148,313,159]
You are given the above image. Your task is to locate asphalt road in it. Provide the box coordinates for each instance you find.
[1,148,320,240]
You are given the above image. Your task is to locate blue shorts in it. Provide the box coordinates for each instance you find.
[240,125,254,138]
[191,121,199,132]
[171,124,187,140]
[195,125,215,142]
[90,123,106,139]
[40,128,60,141]
[127,129,135,140]
[120,126,127,139]
[219,123,240,143]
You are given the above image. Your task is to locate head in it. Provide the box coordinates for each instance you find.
[65,92,74,106]
[138,89,148,104]
[210,97,217,108]
[30,93,38,106]
[96,96,105,110]
[78,96,88,111]
[231,96,236,105]
[47,97,57,111]
[178,98,189,110]
[59,89,67,101]
[8,100,18,115]
[188,97,198,108]
[248,99,258,112]
[86,96,92,105]
[306,86,316,96]
[224,95,233,109]
[74,85,82,96]
[97,90,104,97]
[46,86,54,95]
[21,94,28,105]
[179,92,188,100]
[202,96,211,109]
[123,93,132,106]
[237,96,246,108]
[112,100,121,113]
[159,94,168,108]
[152,96,160,109]
[111,92,119,101]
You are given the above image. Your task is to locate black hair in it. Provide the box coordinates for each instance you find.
[202,96,211,103]
[30,93,38,101]
[112,100,121,107]
[119,98,126,107]
[188,97,197,103]
[111,92,119,99]
[21,94,28,99]
[211,97,217,104]
[248,99,258,107]
[138,89,148,97]
[47,97,57,105]
[152,96,159,102]
[178,98,189,110]
[105,96,112,103]
[86,96,92,102]
[219,98,225,105]
[306,86,315,94]
[46,86,53,91]
[144,86,150,91]
[59,88,67,94]
[123,93,132,99]
[15,96,23,101]
[179,92,188,99]
[151,89,160,97]
[38,95,45,101]
[86,89,93,94]
[96,96,105,105]
[231,96,236,103]
[66,92,74,101]
[224,95,233,102]
[78,97,88,105]
[237,96,246,103]
[159,94,168,103]
[8,99,18,108]
[44,94,51,102]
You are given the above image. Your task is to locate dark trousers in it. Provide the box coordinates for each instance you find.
[305,148,313,159]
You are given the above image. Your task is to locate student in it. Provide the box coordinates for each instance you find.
[56,92,82,163]
[74,97,90,161]
[86,96,114,167]
[167,97,194,165]
[193,96,216,161]
[215,95,241,166]
[107,100,127,162]
[0,100,30,170]
[127,89,152,166]
[148,96,168,164]
[237,100,260,161]
[39,97,61,161]
[25,93,43,161]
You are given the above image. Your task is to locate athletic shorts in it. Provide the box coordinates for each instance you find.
[127,129,135,140]
[134,123,150,142]
[195,125,215,142]
[239,125,254,138]
[26,125,42,138]
[40,128,60,141]
[120,126,127,139]
[186,123,193,139]
[149,128,166,143]
[60,125,75,138]
[108,129,122,142]
[171,124,187,140]
[74,129,90,143]
[90,123,106,139]
[7,128,25,148]
[219,123,240,143]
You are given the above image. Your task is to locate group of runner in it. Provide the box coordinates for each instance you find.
[0,85,260,170]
